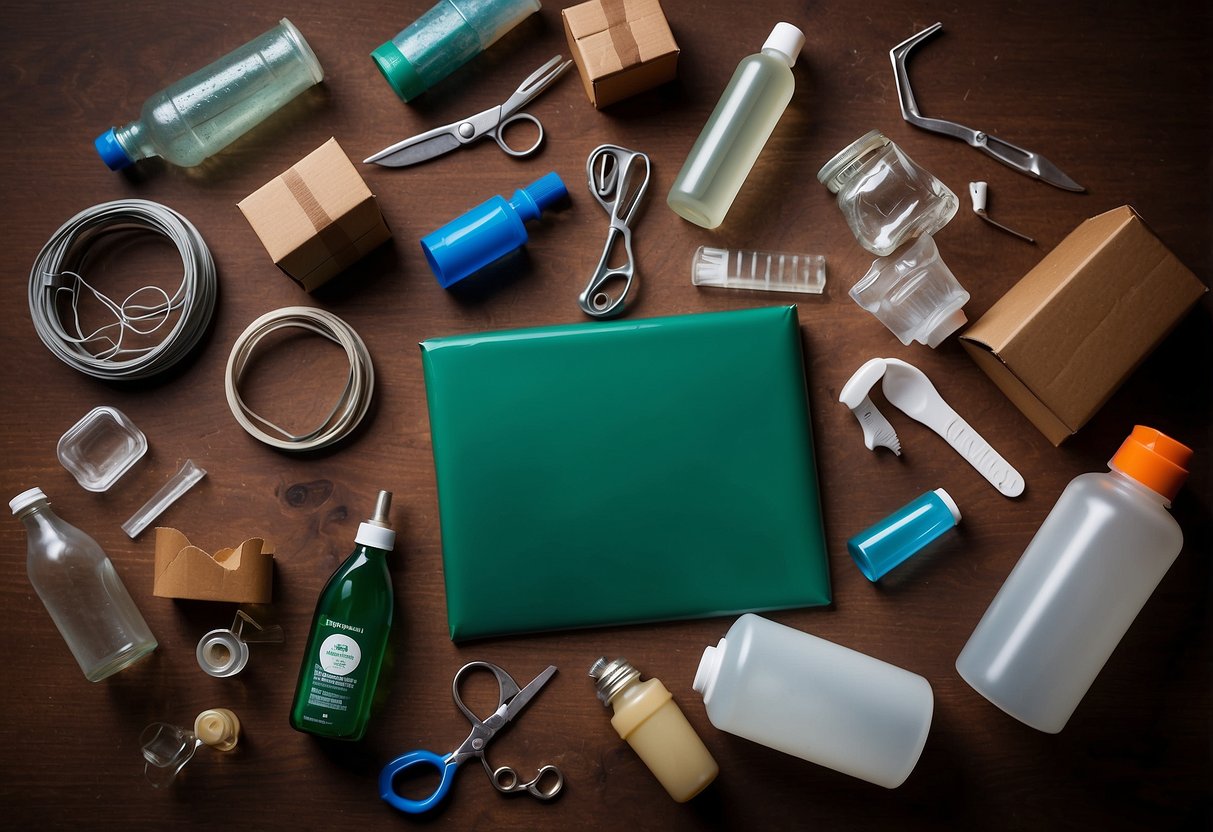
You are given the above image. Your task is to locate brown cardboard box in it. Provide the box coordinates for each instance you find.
[960,206,1206,445]
[238,138,391,292]
[563,0,678,108]
[153,527,274,603]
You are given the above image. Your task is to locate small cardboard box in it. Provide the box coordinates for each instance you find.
[562,0,679,108]
[238,138,391,292]
[960,206,1206,445]
[153,527,274,603]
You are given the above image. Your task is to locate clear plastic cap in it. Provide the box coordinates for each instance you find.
[763,23,805,66]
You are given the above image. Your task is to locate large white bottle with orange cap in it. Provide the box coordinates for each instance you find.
[956,426,1192,733]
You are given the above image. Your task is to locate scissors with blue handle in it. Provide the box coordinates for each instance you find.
[364,56,573,168]
[379,662,563,814]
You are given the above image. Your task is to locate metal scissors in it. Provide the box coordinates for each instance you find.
[890,23,1085,192]
[579,144,651,318]
[379,662,563,814]
[364,56,573,168]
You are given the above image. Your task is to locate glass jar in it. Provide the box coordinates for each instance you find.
[850,235,969,347]
[818,130,958,256]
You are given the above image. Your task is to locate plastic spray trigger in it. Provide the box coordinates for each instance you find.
[969,182,1034,244]
[839,358,901,456]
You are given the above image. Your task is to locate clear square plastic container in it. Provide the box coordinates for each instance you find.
[57,406,147,492]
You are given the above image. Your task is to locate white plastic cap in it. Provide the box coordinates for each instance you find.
[922,307,968,348]
[356,522,396,551]
[932,488,962,524]
[9,487,47,516]
[692,638,726,700]
[762,23,805,66]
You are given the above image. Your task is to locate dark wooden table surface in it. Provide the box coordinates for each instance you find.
[1,1,1209,829]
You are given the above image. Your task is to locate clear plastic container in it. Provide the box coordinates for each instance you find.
[57,406,147,492]
[693,613,933,788]
[95,19,324,170]
[817,130,958,256]
[10,488,157,681]
[956,427,1191,733]
[850,235,969,347]
[691,246,826,294]
[667,23,804,229]
[372,0,541,101]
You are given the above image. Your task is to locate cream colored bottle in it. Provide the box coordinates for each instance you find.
[589,657,718,802]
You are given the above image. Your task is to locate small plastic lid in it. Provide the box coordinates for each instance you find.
[510,172,569,222]
[817,129,890,192]
[9,487,47,516]
[932,488,962,524]
[95,128,134,171]
[194,708,240,751]
[1109,426,1192,502]
[762,22,805,66]
[922,307,968,348]
[371,40,426,102]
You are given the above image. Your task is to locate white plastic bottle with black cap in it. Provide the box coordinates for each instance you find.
[9,487,158,681]
[667,22,805,229]
[692,614,934,788]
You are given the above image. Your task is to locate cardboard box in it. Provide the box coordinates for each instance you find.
[960,206,1206,445]
[238,138,391,292]
[563,0,678,108]
[153,527,274,603]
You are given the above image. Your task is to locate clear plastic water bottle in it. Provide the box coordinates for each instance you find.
[10,488,158,681]
[956,426,1192,733]
[94,18,324,170]
[667,23,804,229]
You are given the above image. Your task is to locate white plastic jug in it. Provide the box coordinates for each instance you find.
[692,613,933,788]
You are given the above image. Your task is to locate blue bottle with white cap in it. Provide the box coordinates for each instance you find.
[421,172,568,287]
[847,489,961,581]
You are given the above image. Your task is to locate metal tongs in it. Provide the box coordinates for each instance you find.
[579,144,651,319]
[891,23,1084,192]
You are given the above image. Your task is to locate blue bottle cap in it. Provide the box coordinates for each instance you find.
[510,172,568,222]
[95,129,133,171]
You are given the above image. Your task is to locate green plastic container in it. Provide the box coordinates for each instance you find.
[372,0,540,102]
[290,492,395,741]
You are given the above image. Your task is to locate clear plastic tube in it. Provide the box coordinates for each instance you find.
[692,246,826,294]
[122,459,206,539]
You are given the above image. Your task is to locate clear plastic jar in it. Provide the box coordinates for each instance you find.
[850,235,970,348]
[818,130,958,256]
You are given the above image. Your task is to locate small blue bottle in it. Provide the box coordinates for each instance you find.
[421,172,567,288]
[847,489,961,581]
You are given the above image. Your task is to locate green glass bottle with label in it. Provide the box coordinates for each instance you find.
[290,491,396,740]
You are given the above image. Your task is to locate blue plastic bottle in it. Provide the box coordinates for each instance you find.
[847,489,961,581]
[421,172,567,287]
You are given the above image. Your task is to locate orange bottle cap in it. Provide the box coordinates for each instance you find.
[1109,426,1192,502]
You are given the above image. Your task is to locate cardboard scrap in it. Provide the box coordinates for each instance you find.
[153,527,274,603]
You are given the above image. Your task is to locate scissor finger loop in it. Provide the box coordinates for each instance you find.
[581,144,650,319]
[486,760,563,800]
[494,112,545,157]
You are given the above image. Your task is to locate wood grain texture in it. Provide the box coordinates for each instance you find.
[0,0,1209,829]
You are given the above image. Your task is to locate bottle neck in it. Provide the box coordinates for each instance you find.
[114,120,157,163]
[1107,467,1172,509]
[17,503,59,535]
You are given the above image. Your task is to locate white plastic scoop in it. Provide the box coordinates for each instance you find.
[881,359,1025,497]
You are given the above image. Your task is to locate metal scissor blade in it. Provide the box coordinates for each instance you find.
[502,666,557,723]
[500,56,573,119]
[981,136,1085,192]
[364,130,461,167]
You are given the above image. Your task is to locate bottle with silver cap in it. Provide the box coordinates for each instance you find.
[290,490,396,741]
[588,657,718,802]
[9,487,157,681]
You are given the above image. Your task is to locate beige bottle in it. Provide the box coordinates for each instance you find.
[589,657,718,802]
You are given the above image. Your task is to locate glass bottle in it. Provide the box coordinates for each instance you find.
[956,427,1191,733]
[850,234,970,347]
[94,18,323,170]
[290,491,396,741]
[667,23,804,229]
[589,657,718,802]
[10,487,157,681]
[817,129,958,256]
[693,613,934,788]
[372,0,540,102]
